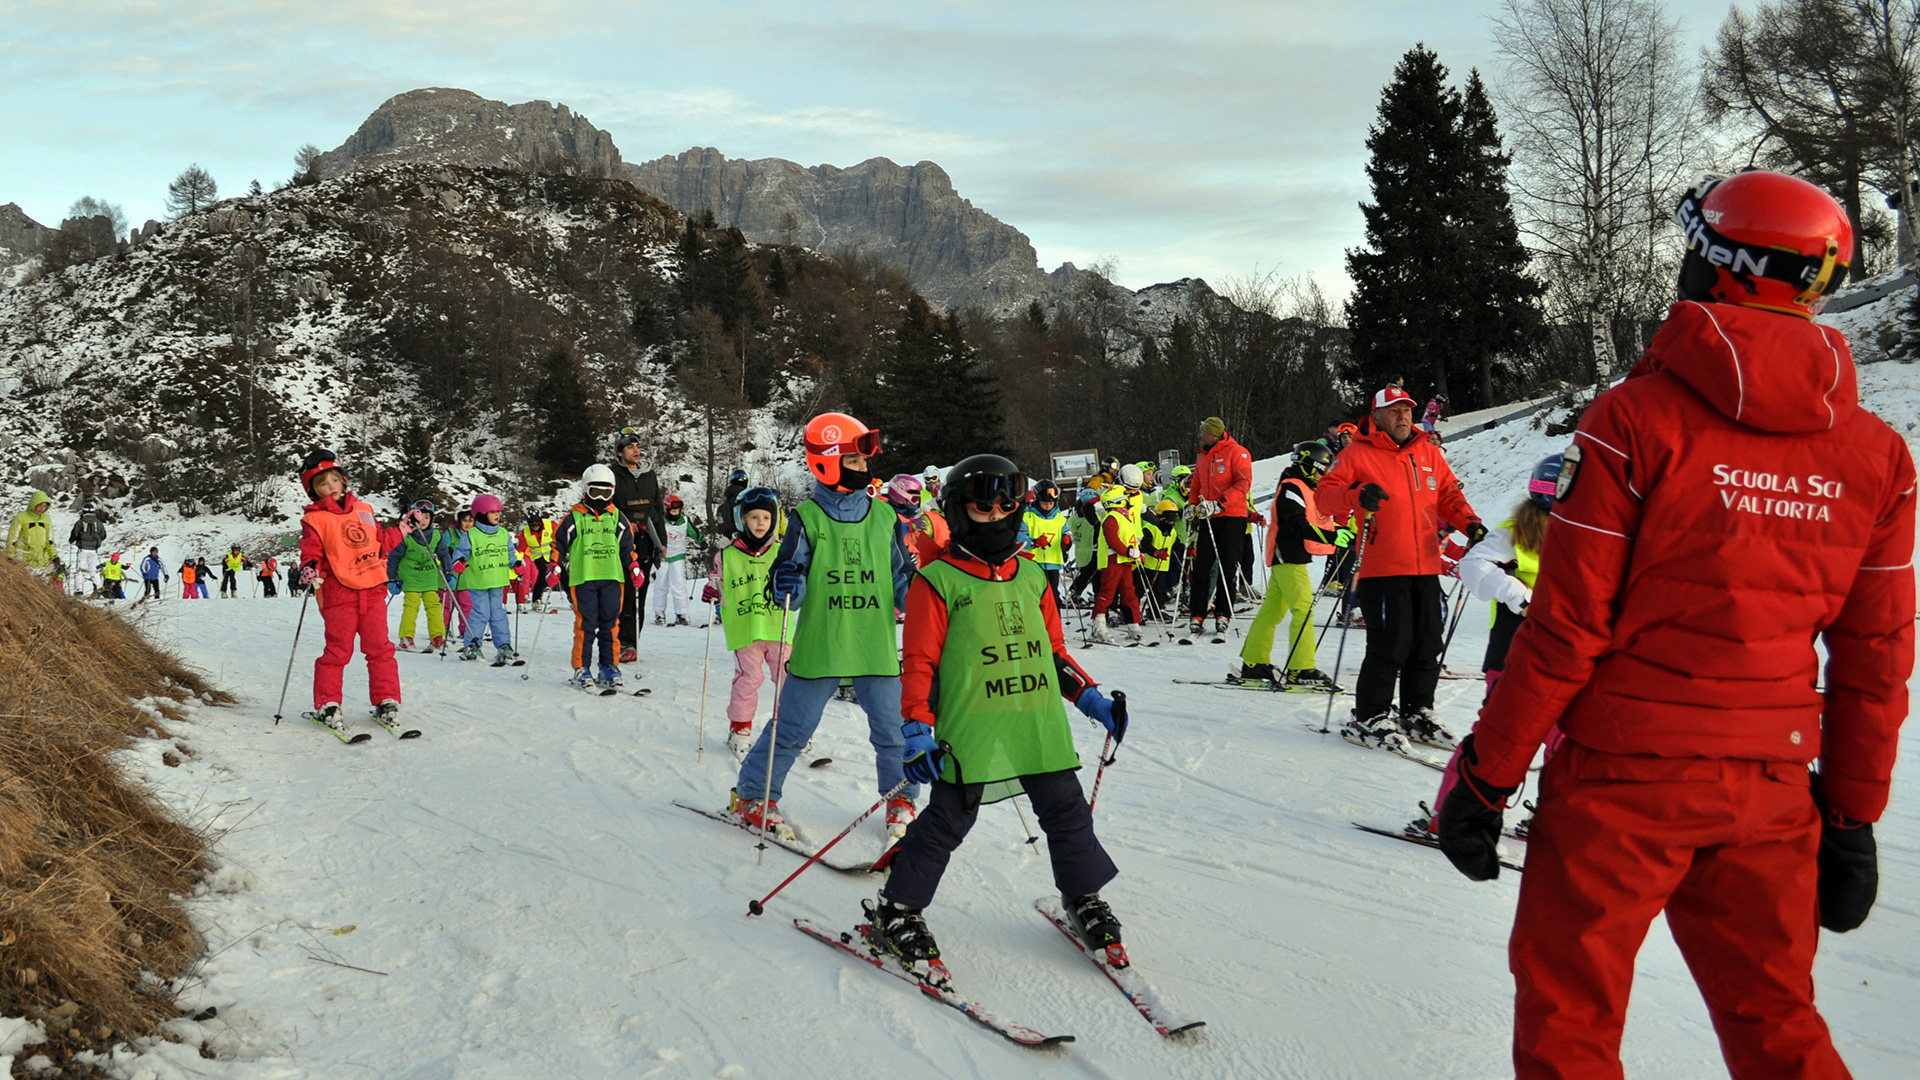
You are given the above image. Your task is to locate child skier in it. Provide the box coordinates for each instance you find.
[257,553,279,598]
[1238,441,1341,687]
[296,448,402,737]
[99,552,127,600]
[447,494,521,663]
[732,411,920,838]
[194,558,212,598]
[140,547,168,601]
[1018,479,1072,602]
[220,544,246,598]
[1135,497,1178,617]
[1087,485,1143,644]
[866,454,1129,986]
[652,493,702,626]
[517,508,557,613]
[552,465,645,690]
[439,509,476,636]
[1066,487,1100,607]
[711,487,788,754]
[178,559,197,600]
[385,499,448,652]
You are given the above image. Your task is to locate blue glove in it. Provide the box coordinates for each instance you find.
[387,580,402,596]
[1076,686,1128,745]
[901,721,943,785]
[769,563,805,608]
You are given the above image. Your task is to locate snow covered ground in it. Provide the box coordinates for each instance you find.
[21,321,1920,1078]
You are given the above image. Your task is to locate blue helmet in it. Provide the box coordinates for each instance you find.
[1528,454,1563,510]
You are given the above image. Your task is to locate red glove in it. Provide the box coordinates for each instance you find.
[629,564,647,589]
[450,560,467,576]
[546,564,562,588]
[1035,533,1051,549]
[701,582,719,604]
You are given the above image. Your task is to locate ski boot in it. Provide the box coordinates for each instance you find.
[517,602,529,614]
[310,702,347,734]
[620,648,637,664]
[730,791,789,836]
[726,723,754,757]
[1513,800,1536,840]
[1345,710,1412,753]
[1062,892,1128,968]
[1233,661,1277,685]
[597,666,624,691]
[1400,706,1458,750]
[1121,622,1143,644]
[1403,800,1438,839]
[865,895,950,989]
[569,667,595,690]
[1214,617,1231,635]
[1186,619,1205,640]
[673,614,690,627]
[886,795,917,839]
[398,636,415,651]
[457,642,483,661]
[654,613,665,626]
[1286,668,1339,690]
[833,682,858,703]
[1086,619,1114,645]
[429,635,446,651]
[374,699,402,724]
[492,645,519,667]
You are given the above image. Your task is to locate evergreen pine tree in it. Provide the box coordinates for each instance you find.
[398,422,438,504]
[1446,71,1545,409]
[1345,46,1467,401]
[532,349,598,476]
[868,298,1006,470]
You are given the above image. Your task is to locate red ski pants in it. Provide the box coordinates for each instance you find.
[313,583,401,710]
[1510,741,1847,1080]
[1092,563,1140,624]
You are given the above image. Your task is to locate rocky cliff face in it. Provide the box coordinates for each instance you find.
[318,88,625,180]
[624,148,1063,314]
[0,204,54,286]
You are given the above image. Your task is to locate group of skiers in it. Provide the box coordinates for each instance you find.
[1,168,1905,1078]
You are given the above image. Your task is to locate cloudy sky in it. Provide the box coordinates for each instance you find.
[3,0,1735,297]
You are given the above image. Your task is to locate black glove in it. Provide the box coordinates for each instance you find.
[1436,734,1519,881]
[1813,774,1877,932]
[1356,482,1389,513]
[1466,521,1489,545]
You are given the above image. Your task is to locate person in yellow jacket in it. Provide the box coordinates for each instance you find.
[1088,485,1143,644]
[517,508,558,613]
[6,490,57,576]
[1018,479,1073,602]
[1136,497,1179,616]
[221,544,250,598]
[100,551,127,600]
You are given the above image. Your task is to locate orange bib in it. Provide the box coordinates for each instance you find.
[305,502,388,589]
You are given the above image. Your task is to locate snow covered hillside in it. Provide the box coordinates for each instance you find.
[28,347,1917,1079]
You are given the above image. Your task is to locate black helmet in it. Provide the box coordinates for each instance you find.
[1032,479,1060,504]
[1293,440,1334,483]
[942,455,1028,558]
[524,507,541,522]
[82,502,98,514]
[730,467,748,483]
[733,486,780,533]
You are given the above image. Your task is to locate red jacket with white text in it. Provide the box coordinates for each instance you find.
[1472,301,1916,821]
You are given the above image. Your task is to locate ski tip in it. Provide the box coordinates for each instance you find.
[808,757,833,768]
[399,730,423,739]
[347,733,372,744]
[1164,1021,1207,1036]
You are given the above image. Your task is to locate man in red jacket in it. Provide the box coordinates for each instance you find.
[1439,171,1913,1080]
[1186,416,1252,636]
[1317,386,1484,749]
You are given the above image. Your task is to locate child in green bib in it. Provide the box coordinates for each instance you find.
[732,411,920,839]
[864,454,1131,990]
[712,487,788,756]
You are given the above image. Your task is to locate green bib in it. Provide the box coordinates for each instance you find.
[786,498,900,679]
[460,526,513,589]
[568,508,625,585]
[1022,509,1070,568]
[395,529,445,591]
[721,543,785,651]
[918,559,1079,787]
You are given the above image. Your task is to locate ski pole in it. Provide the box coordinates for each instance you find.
[522,574,553,681]
[747,776,910,916]
[1087,691,1126,815]
[1011,796,1039,847]
[696,585,717,761]
[1321,513,1373,734]
[754,598,795,865]
[272,590,313,724]
[1437,572,1471,673]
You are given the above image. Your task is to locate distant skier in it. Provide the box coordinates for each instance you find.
[708,486,788,754]
[386,500,447,651]
[651,494,701,626]
[447,494,521,664]
[99,551,127,600]
[68,503,108,594]
[1237,441,1341,687]
[1421,394,1448,440]
[1440,171,1911,1080]
[865,453,1129,988]
[516,508,557,613]
[552,464,644,691]
[610,429,667,663]
[178,559,198,600]
[1087,485,1142,645]
[139,547,168,601]
[296,448,402,737]
[732,411,919,838]
[256,553,279,598]
[194,557,211,598]
[1186,417,1252,637]
[220,544,246,598]
[1018,479,1072,603]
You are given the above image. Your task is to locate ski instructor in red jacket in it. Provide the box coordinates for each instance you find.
[1317,385,1484,748]
[1440,170,1915,1080]
[1187,416,1253,636]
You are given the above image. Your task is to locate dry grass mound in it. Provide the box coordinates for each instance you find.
[0,555,226,1065]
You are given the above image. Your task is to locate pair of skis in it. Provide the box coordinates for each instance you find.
[303,707,421,744]
[1352,822,1525,874]
[1170,676,1341,696]
[674,800,874,872]
[795,898,1204,1046]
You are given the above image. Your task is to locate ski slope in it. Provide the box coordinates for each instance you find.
[23,344,1920,1078]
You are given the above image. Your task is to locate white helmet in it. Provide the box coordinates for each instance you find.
[1118,463,1145,489]
[582,463,616,496]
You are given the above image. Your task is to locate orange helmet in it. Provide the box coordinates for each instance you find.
[1675,170,1853,318]
[803,412,881,489]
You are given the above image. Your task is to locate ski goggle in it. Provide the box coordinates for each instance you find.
[409,499,435,514]
[957,472,1028,513]
[616,426,643,449]
[586,483,613,500]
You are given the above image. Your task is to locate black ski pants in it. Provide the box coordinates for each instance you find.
[142,579,160,600]
[1353,574,1444,722]
[1189,517,1246,619]
[260,575,278,598]
[883,769,1117,910]
[221,569,238,596]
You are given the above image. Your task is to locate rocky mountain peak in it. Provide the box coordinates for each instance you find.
[318,88,625,180]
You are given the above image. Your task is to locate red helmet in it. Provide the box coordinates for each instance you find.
[664,494,684,511]
[1675,170,1853,318]
[803,412,881,489]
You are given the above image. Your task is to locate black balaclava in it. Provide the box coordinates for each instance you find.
[951,510,1021,566]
